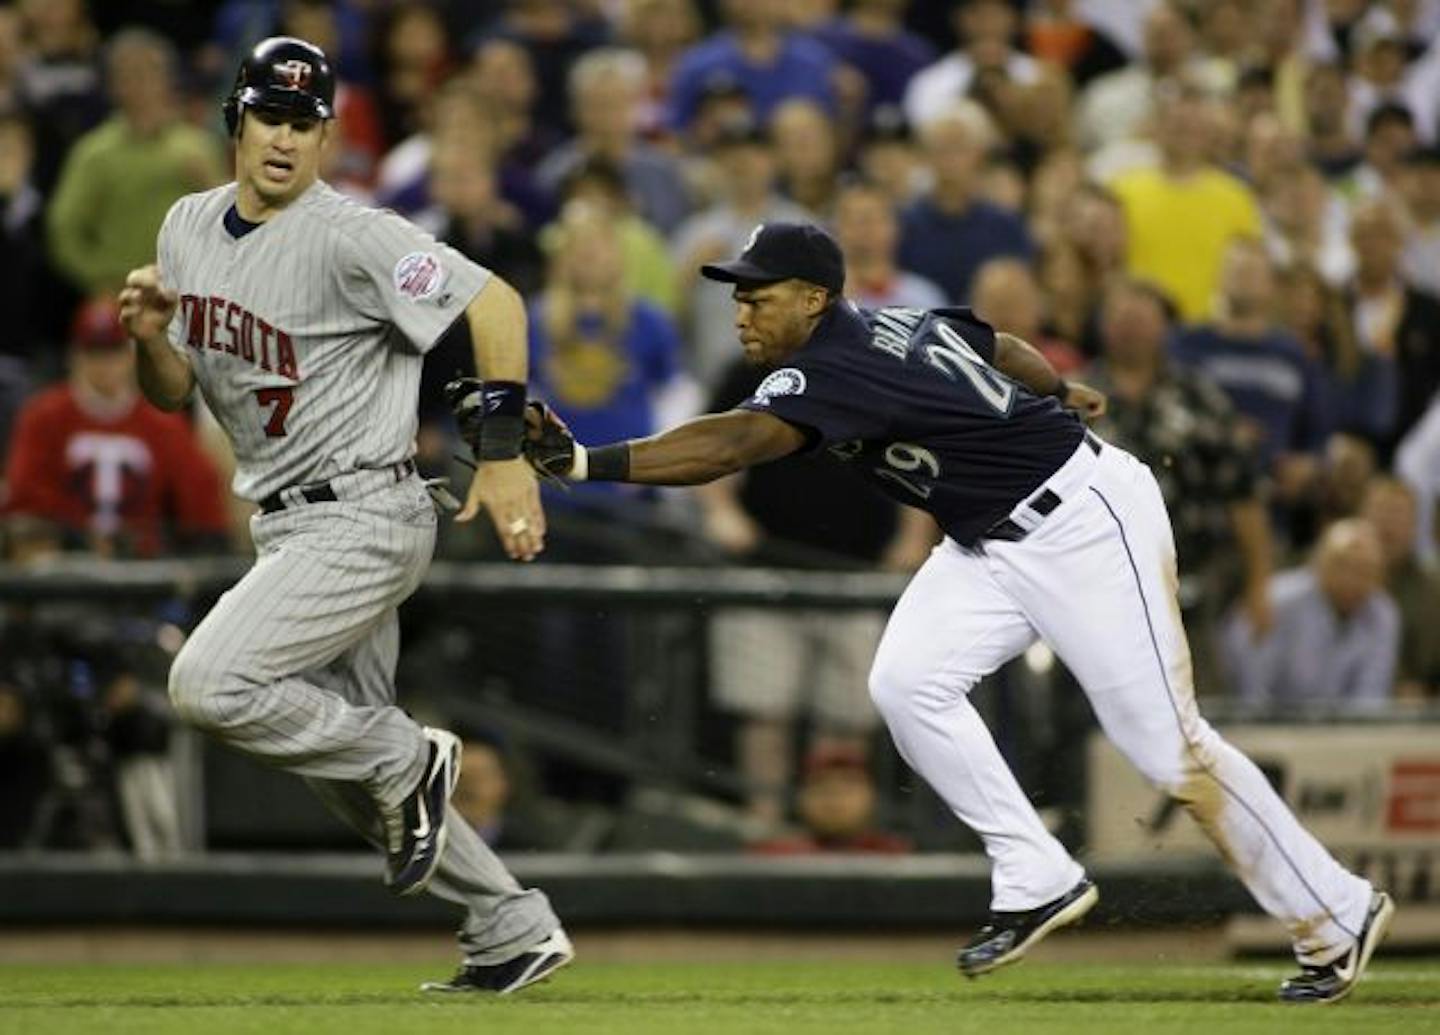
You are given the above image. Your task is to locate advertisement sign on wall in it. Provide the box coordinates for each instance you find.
[1086,725,1440,924]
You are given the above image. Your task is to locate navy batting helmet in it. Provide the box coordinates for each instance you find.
[223,36,335,135]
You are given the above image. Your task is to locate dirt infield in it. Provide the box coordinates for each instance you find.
[0,925,1227,966]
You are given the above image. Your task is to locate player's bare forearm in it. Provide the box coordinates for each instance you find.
[119,264,193,411]
[134,339,195,411]
[458,276,544,561]
[526,406,804,485]
[994,333,1106,418]
[994,332,1064,397]
[624,411,808,485]
[465,276,527,382]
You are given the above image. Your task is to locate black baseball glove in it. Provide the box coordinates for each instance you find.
[523,400,577,482]
[444,376,526,461]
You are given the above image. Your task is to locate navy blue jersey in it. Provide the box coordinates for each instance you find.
[738,302,1084,546]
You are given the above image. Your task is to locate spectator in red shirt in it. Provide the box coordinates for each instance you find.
[2,299,229,559]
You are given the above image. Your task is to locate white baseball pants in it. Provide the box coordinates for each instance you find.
[869,438,1374,964]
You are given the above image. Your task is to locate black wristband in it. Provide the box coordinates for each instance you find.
[1048,378,1070,401]
[586,443,631,482]
[477,381,527,460]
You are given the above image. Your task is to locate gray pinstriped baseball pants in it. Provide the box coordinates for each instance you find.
[168,475,558,962]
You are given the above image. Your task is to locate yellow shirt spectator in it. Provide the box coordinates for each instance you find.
[1111,166,1263,321]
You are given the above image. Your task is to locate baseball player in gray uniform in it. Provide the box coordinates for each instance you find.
[117,37,571,994]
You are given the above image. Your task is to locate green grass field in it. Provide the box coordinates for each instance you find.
[3,959,1438,1035]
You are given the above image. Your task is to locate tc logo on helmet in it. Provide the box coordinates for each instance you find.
[273,60,312,90]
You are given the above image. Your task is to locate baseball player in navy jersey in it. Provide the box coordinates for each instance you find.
[523,222,1393,1004]
[116,37,571,994]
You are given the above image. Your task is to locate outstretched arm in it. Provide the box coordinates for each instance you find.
[993,332,1106,419]
[626,410,808,484]
[531,408,808,487]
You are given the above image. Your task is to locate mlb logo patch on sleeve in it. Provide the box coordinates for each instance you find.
[394,252,446,302]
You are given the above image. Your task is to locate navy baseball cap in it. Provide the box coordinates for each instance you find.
[701,222,845,294]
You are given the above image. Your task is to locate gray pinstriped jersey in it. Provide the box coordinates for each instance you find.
[159,180,489,501]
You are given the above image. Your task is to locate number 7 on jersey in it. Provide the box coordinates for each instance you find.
[254,386,294,438]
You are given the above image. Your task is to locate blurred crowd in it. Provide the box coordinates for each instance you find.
[2,0,1440,854]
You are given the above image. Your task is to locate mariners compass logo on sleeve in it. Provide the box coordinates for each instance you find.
[751,367,807,406]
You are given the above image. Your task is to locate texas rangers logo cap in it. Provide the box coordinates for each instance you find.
[701,222,846,294]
